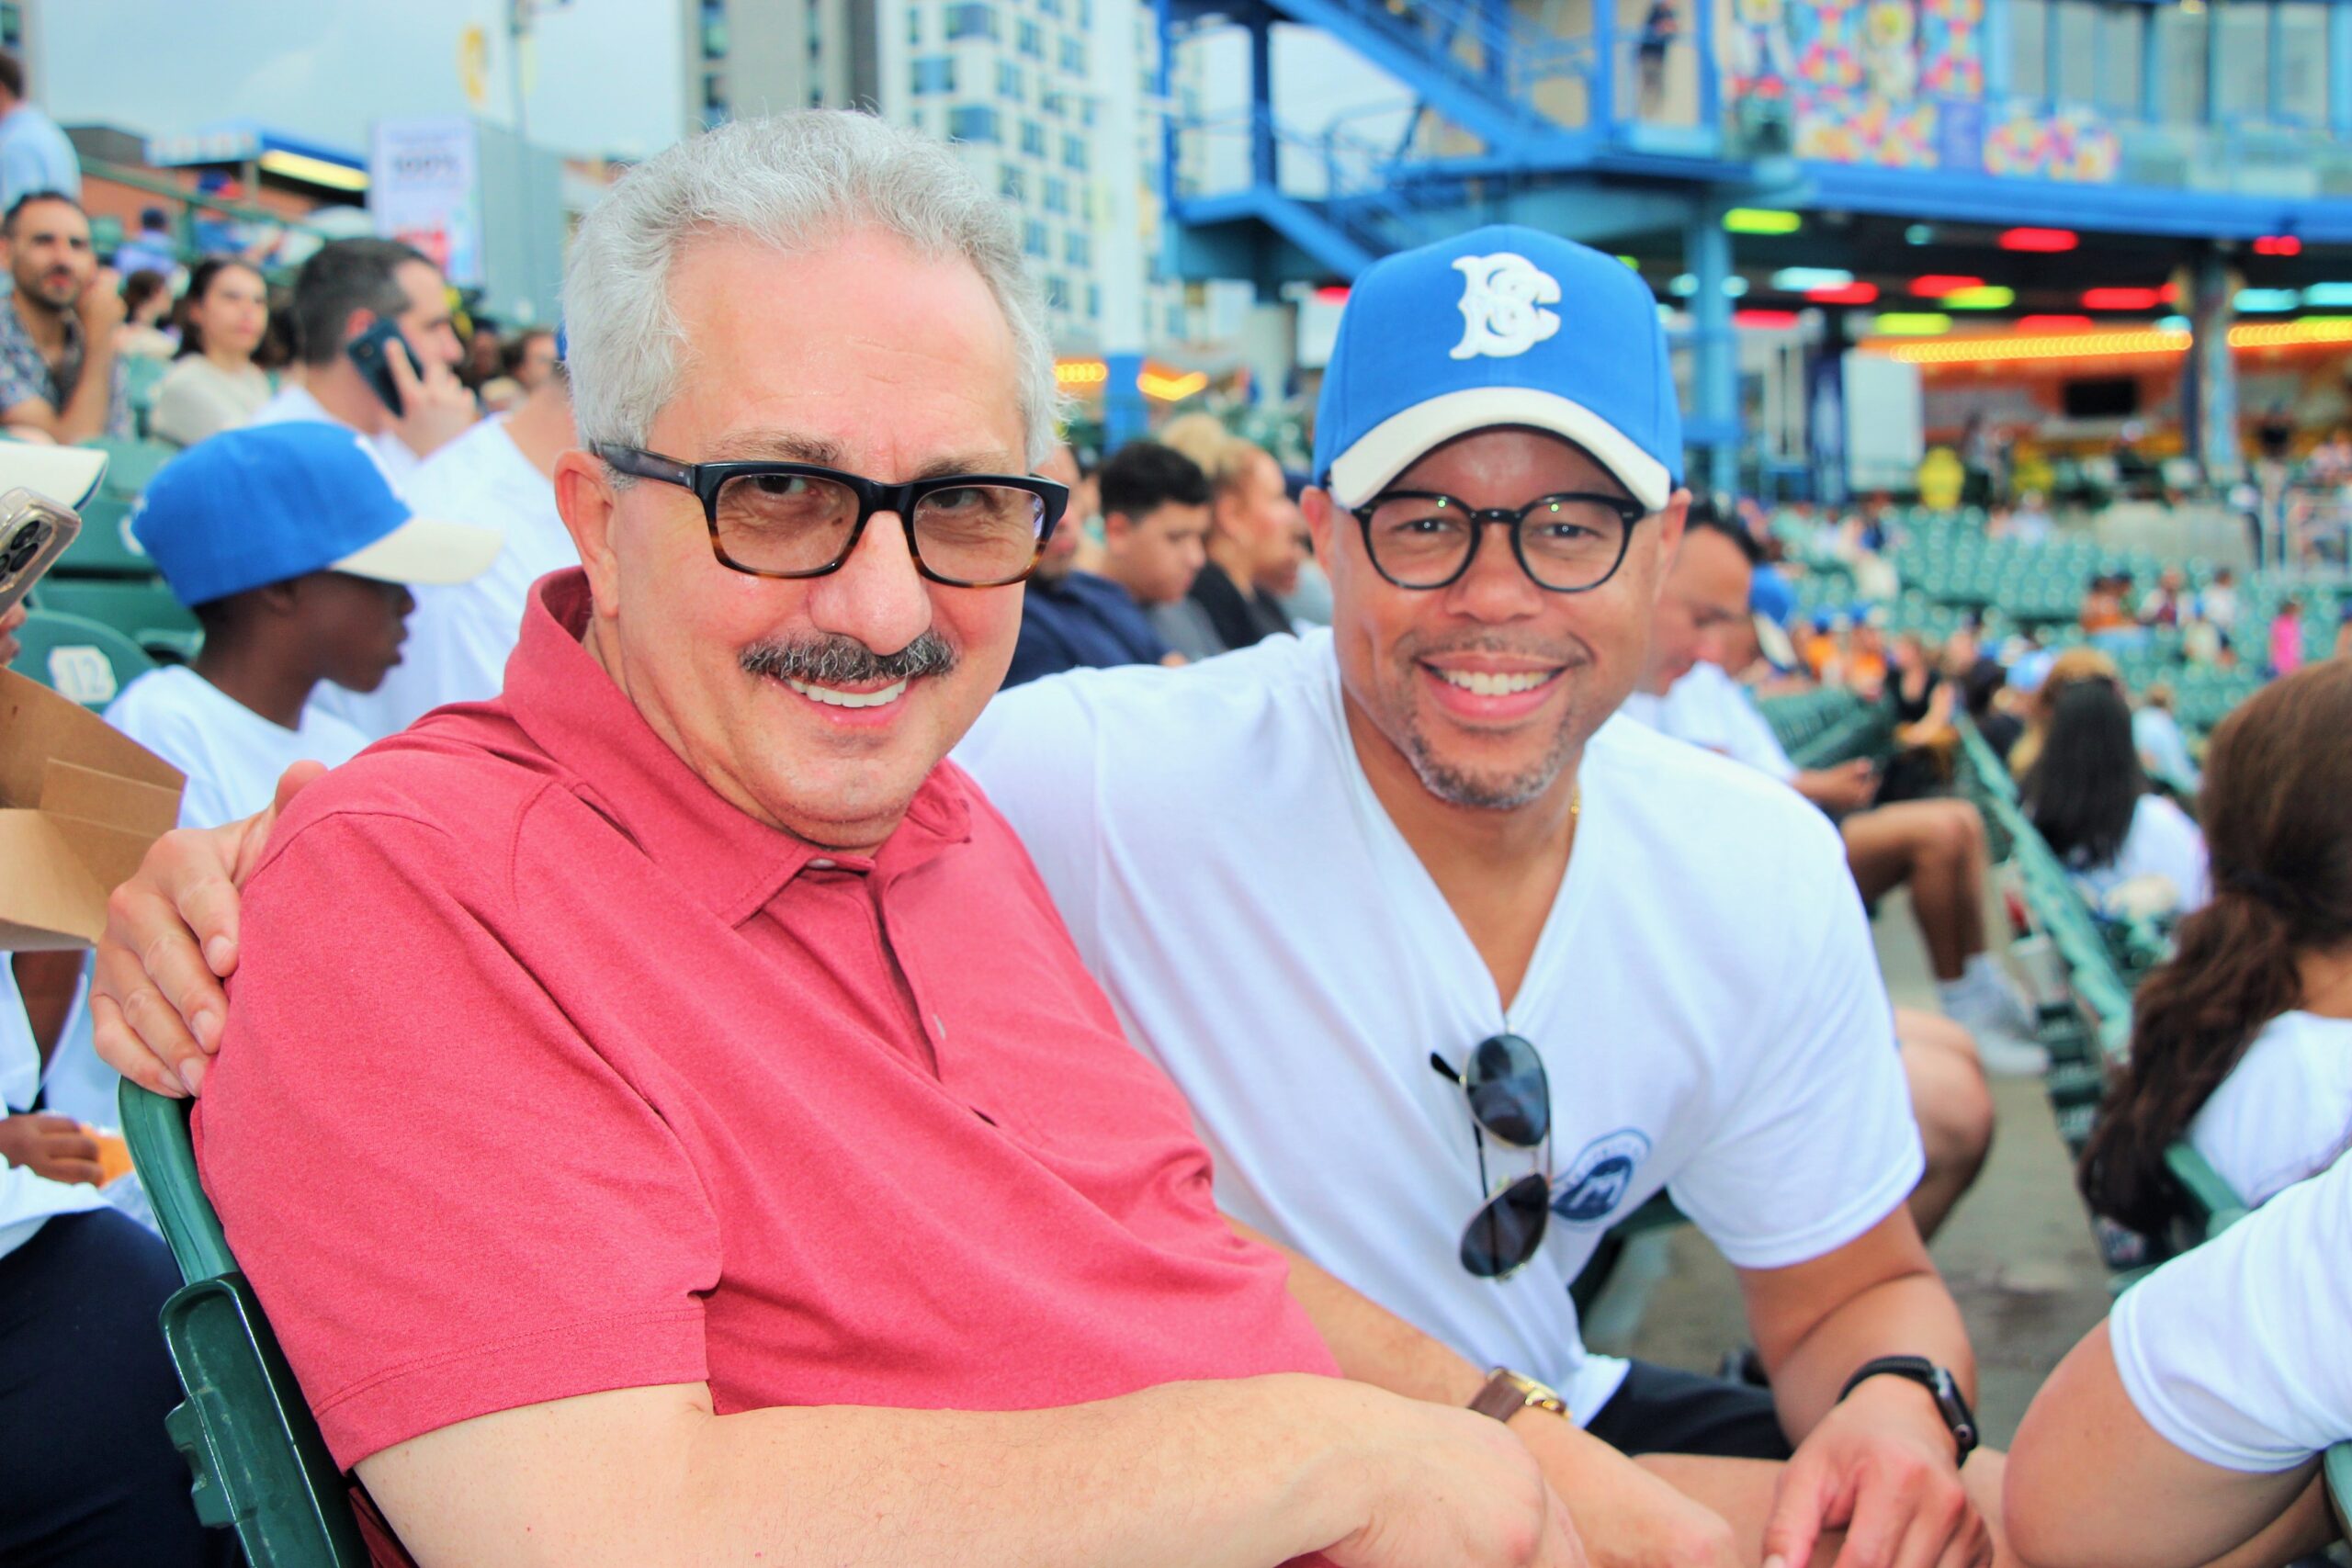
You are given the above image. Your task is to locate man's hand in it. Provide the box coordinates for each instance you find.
[1510,1407,1742,1568]
[1799,761,1878,815]
[0,1112,103,1185]
[1325,1389,1589,1568]
[90,761,326,1098]
[383,338,479,460]
[75,266,128,336]
[1760,1378,1986,1568]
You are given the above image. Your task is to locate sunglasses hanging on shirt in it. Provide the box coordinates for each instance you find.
[1429,1032,1553,1279]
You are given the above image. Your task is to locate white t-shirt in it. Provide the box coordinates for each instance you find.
[2188,1011,2352,1210]
[2070,795,2210,915]
[0,963,109,1260]
[247,382,423,493]
[149,355,272,447]
[39,669,376,1134]
[956,631,1922,1422]
[309,416,573,741]
[1620,661,1799,782]
[103,667,372,830]
[2110,1142,2352,1472]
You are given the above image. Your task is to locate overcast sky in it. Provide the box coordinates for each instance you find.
[37,0,1403,169]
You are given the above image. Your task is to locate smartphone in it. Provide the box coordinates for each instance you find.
[0,488,82,618]
[345,315,416,418]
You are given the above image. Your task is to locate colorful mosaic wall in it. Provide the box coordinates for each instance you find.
[1723,0,2117,181]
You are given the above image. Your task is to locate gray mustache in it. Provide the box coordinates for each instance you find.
[741,631,959,686]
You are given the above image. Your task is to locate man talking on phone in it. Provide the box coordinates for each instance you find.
[250,238,476,491]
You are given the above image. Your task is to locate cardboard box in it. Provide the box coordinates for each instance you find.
[0,666,184,950]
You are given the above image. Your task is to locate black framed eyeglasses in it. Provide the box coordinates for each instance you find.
[595,444,1069,588]
[1430,1033,1553,1279]
[1349,490,1647,593]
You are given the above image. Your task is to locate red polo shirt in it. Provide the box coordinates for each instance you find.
[196,570,1339,1509]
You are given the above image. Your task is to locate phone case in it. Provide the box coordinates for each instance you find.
[0,490,83,618]
[346,319,411,418]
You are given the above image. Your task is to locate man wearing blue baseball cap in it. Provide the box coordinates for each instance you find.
[960,224,2005,1568]
[86,214,2005,1566]
[103,422,501,829]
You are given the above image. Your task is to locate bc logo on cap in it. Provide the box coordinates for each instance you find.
[1450,252,1562,361]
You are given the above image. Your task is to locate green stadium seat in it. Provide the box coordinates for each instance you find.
[119,1083,374,1567]
[82,435,177,502]
[51,492,154,575]
[11,607,154,708]
[28,576,199,657]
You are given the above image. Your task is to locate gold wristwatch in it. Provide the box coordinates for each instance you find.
[1469,1367,1569,1423]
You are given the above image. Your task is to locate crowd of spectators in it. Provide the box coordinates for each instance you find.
[5,101,2352,1568]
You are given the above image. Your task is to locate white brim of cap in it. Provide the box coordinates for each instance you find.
[0,444,108,510]
[332,514,504,587]
[1325,388,1673,513]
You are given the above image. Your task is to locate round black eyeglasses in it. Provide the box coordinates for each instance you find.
[596,444,1069,588]
[1350,490,1647,593]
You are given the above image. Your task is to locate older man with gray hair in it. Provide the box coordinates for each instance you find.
[167,114,1577,1568]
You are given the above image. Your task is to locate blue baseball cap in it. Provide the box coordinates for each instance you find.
[133,422,501,607]
[1313,224,1683,512]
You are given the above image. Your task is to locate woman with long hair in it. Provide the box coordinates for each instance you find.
[2023,676,2206,918]
[2007,660,2352,1568]
[2003,644,2117,775]
[2079,659,2352,1235]
[149,257,271,447]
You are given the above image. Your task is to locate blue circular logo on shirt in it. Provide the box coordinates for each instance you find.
[1550,1129,1653,1224]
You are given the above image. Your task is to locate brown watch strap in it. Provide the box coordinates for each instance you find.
[1470,1368,1566,1423]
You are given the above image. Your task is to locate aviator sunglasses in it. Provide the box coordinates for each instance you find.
[1429,1032,1553,1279]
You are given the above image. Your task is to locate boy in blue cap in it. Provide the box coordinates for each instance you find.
[104,421,501,829]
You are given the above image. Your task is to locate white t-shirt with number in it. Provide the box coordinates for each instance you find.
[2110,1142,2352,1472]
[2188,1011,2352,1211]
[956,630,1922,1422]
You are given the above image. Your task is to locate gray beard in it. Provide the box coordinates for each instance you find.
[1397,714,1577,811]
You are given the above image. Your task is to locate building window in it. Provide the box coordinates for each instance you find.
[998,60,1024,99]
[949,104,1003,143]
[1043,175,1069,212]
[912,55,956,93]
[2097,6,2143,115]
[702,1,730,62]
[944,3,999,39]
[1059,35,1087,73]
[2216,2,2270,119]
[1045,275,1069,309]
[1065,230,1091,266]
[1078,0,1092,30]
[1018,18,1045,57]
[2050,2,2096,106]
[1087,283,1101,320]
[1001,163,1026,200]
[2280,4,2330,123]
[1024,219,1050,258]
[1080,96,1098,128]
[1061,131,1088,172]
[2156,5,2210,123]
[908,5,922,43]
[1022,118,1048,155]
[2010,0,2049,102]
